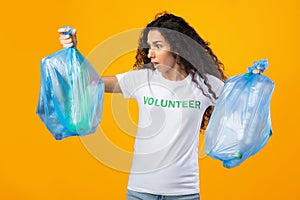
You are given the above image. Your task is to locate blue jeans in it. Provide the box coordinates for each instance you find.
[127,189,200,200]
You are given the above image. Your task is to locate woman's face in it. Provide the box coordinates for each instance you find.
[147,30,179,74]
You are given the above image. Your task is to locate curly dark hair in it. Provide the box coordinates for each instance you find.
[133,11,227,132]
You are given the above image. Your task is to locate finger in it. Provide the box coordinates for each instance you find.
[59,34,71,40]
[59,37,69,45]
[71,28,77,36]
[58,27,69,34]
[60,38,73,44]
[58,27,77,35]
[62,42,75,48]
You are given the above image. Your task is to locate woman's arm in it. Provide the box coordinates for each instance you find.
[102,76,122,93]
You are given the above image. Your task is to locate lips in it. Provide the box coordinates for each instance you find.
[152,62,159,68]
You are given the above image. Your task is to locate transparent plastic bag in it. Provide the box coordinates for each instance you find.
[205,59,274,168]
[36,27,104,140]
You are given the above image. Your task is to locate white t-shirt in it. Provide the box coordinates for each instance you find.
[116,69,223,195]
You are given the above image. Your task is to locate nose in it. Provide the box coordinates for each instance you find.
[147,48,155,59]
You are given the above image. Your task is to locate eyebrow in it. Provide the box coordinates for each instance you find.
[147,40,163,45]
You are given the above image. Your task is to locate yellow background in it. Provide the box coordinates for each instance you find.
[1,0,299,199]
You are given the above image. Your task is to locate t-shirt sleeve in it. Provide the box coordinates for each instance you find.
[116,70,147,99]
[116,72,134,98]
[206,74,224,98]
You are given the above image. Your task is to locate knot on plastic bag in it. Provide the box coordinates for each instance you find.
[247,59,268,74]
[62,26,73,35]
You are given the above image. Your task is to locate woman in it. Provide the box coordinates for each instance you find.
[59,12,226,200]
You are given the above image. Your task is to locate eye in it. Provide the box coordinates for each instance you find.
[156,44,163,49]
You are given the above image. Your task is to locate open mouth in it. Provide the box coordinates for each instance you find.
[152,62,159,68]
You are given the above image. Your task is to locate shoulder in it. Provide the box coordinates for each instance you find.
[206,74,224,98]
[115,69,154,98]
[116,68,152,79]
[116,68,155,89]
[194,73,224,97]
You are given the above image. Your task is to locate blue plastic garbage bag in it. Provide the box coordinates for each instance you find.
[36,27,104,140]
[204,59,274,168]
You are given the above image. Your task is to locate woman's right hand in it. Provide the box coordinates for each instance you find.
[58,27,77,48]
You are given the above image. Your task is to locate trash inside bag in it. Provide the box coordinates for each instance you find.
[204,59,274,168]
[36,27,104,140]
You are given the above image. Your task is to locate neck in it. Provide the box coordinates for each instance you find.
[161,64,188,81]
